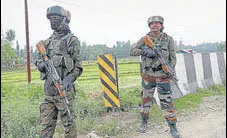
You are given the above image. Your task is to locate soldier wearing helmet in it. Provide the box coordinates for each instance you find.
[147,16,164,32]
[130,16,181,138]
[35,5,83,138]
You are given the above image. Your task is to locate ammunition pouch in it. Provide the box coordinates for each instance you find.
[161,48,169,60]
[64,56,74,73]
[52,55,63,67]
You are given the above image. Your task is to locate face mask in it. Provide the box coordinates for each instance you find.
[49,16,63,30]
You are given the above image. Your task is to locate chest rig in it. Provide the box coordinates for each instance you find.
[45,33,74,80]
[142,32,170,70]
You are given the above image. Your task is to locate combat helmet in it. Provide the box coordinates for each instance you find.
[147,16,164,31]
[147,16,164,26]
[46,5,67,19]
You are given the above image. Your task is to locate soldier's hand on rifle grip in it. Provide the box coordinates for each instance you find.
[59,81,67,92]
[141,47,156,58]
[61,75,74,91]
[37,61,49,73]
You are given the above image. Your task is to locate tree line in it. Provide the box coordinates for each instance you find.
[1,29,226,70]
[176,41,226,53]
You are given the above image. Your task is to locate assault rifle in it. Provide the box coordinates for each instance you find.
[143,35,178,81]
[36,40,71,115]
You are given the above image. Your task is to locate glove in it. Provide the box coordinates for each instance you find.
[141,47,156,58]
[59,81,66,92]
[60,75,75,91]
[37,61,49,73]
[154,49,161,53]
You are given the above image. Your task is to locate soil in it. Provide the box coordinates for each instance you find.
[79,95,226,138]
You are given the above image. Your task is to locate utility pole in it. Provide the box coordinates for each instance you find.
[1,24,3,39]
[24,0,31,83]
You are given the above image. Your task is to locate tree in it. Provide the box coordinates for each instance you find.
[1,29,19,69]
[16,40,20,56]
[217,42,226,52]
[33,49,38,63]
[5,29,15,43]
[113,40,131,58]
[1,42,19,68]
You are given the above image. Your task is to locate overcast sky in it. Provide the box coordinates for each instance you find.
[1,0,226,49]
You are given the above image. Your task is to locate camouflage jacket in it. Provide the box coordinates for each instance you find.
[130,32,176,69]
[36,31,83,95]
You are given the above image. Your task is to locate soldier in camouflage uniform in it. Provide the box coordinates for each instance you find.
[35,5,83,138]
[130,16,181,138]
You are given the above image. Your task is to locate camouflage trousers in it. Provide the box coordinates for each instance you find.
[140,69,177,125]
[39,88,77,138]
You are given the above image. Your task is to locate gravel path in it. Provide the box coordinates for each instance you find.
[80,95,226,138]
[131,95,226,138]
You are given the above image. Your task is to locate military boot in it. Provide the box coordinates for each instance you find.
[138,117,148,133]
[169,124,181,138]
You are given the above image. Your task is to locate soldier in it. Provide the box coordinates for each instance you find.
[35,5,83,138]
[130,16,181,138]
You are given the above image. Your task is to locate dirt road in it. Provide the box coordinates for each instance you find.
[131,95,226,138]
[81,95,226,138]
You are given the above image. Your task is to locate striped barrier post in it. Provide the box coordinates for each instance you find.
[175,54,190,95]
[97,54,120,108]
[216,52,226,84]
[202,53,214,87]
[183,53,199,93]
[176,52,226,96]
[210,53,222,84]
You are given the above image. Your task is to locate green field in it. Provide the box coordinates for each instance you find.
[1,58,226,137]
[1,59,143,137]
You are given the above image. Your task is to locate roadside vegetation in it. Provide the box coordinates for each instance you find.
[1,60,226,137]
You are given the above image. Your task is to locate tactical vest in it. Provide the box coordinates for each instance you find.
[142,32,170,69]
[41,33,75,80]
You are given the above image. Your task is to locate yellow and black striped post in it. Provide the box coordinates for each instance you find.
[97,54,120,108]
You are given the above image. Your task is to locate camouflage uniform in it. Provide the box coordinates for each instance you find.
[130,16,181,138]
[35,6,83,138]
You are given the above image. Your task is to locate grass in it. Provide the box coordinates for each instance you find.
[174,84,226,111]
[1,60,142,137]
[1,58,226,137]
